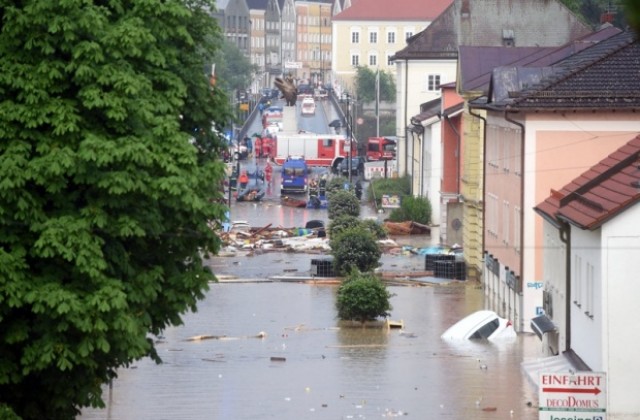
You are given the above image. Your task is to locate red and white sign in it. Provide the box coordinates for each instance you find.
[538,372,607,420]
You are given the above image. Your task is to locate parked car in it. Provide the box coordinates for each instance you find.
[338,156,365,176]
[441,310,516,340]
[297,84,313,96]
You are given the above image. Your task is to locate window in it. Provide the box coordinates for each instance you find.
[503,201,509,245]
[405,31,413,40]
[514,206,521,253]
[586,262,595,319]
[369,53,377,66]
[370,31,377,43]
[427,74,441,91]
[351,54,359,66]
[387,53,394,66]
[470,319,499,339]
[351,31,359,43]
[573,254,582,309]
[487,193,498,237]
[387,31,396,43]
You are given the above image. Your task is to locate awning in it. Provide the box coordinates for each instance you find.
[521,354,578,389]
[531,314,556,340]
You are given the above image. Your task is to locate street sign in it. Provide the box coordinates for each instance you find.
[539,372,606,420]
[284,61,302,69]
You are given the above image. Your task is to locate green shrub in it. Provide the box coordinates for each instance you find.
[336,272,393,322]
[328,189,360,219]
[329,216,388,239]
[326,176,349,198]
[388,195,432,225]
[361,219,388,239]
[367,176,411,205]
[328,215,360,237]
[0,404,21,420]
[330,226,381,275]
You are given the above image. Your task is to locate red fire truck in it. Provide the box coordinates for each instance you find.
[366,136,397,161]
[271,133,354,168]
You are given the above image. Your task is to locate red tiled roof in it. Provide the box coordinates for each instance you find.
[332,0,452,21]
[535,135,640,230]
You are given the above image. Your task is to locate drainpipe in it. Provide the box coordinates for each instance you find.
[468,107,487,285]
[444,114,461,195]
[558,221,571,352]
[404,59,409,177]
[504,109,525,332]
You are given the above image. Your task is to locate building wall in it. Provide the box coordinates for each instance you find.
[570,227,602,369]
[394,59,457,176]
[484,112,640,332]
[295,2,332,84]
[600,203,640,417]
[281,0,297,70]
[265,0,282,82]
[541,219,567,355]
[224,0,251,55]
[250,9,266,91]
[460,105,484,281]
[333,20,428,89]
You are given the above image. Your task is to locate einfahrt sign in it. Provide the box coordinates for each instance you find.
[539,372,607,420]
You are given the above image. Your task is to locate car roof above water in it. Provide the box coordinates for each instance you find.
[441,310,501,340]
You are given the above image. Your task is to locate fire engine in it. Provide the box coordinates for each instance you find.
[271,133,354,168]
[366,136,397,161]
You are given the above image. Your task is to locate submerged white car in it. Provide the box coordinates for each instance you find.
[441,310,516,340]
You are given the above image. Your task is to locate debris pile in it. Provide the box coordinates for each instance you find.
[220,223,331,253]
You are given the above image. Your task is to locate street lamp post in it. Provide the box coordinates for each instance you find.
[342,92,353,184]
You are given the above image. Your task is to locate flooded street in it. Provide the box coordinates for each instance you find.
[79,101,542,419]
[80,282,540,420]
[80,201,542,420]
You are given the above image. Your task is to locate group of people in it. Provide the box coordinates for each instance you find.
[308,174,327,199]
[237,161,273,191]
[239,135,273,160]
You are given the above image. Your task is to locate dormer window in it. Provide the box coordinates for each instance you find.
[503,29,515,47]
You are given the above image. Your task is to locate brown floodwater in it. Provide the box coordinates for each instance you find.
[79,281,540,420]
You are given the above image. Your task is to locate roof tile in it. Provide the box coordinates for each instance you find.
[535,135,640,230]
[332,0,452,21]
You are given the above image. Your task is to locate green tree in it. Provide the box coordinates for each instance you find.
[0,1,231,418]
[353,66,396,102]
[336,272,393,322]
[624,0,640,32]
[211,38,259,93]
[330,227,381,275]
[327,190,360,219]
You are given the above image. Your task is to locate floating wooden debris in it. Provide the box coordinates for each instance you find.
[270,356,287,362]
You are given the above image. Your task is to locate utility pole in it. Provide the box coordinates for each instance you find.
[343,92,353,184]
[375,68,380,137]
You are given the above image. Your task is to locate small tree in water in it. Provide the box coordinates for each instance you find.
[330,226,381,275]
[336,272,393,322]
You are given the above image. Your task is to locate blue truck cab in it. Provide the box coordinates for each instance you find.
[281,156,308,194]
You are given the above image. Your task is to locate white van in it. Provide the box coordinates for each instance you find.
[300,97,316,116]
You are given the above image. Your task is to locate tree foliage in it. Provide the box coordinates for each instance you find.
[329,215,387,239]
[0,1,231,418]
[354,66,396,103]
[211,38,259,93]
[388,196,432,225]
[330,227,381,275]
[366,176,411,204]
[336,273,393,322]
[327,189,360,219]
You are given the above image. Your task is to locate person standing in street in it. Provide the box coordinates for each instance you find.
[244,136,252,157]
[238,171,249,190]
[254,136,262,158]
